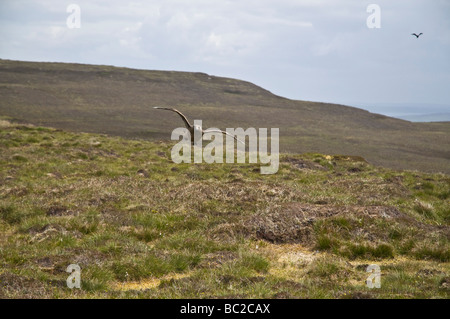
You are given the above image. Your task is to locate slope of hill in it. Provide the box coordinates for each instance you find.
[0,59,449,174]
[0,121,448,298]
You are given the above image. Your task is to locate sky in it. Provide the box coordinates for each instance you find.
[1,0,449,118]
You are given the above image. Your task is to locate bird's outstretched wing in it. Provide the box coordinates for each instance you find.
[153,107,192,129]
[203,129,246,145]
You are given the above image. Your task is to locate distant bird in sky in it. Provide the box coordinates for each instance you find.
[153,107,244,145]
[411,33,423,38]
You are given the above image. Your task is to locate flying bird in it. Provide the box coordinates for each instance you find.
[153,107,245,145]
[411,33,423,38]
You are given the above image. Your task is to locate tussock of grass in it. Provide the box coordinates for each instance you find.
[341,243,395,260]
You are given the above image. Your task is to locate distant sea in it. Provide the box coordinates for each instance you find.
[350,103,450,122]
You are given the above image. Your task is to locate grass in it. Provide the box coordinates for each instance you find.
[0,121,448,299]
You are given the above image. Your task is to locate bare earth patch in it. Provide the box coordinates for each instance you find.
[244,203,406,245]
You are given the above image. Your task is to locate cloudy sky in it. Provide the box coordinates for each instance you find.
[1,0,449,117]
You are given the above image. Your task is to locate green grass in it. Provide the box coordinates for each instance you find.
[0,121,448,299]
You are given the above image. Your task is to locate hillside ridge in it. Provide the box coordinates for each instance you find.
[0,59,449,174]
